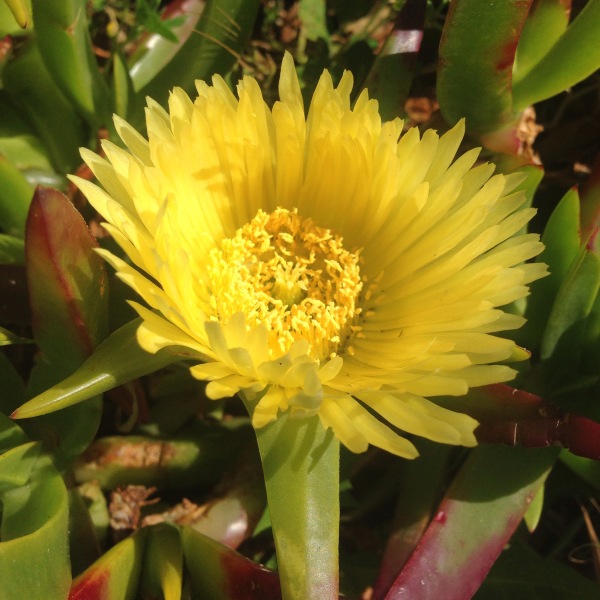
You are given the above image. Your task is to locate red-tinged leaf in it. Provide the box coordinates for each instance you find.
[437,0,532,152]
[21,186,108,468]
[372,442,450,600]
[361,0,426,120]
[434,383,556,424]
[69,529,148,600]
[25,186,108,374]
[581,154,600,247]
[384,445,558,600]
[475,414,600,459]
[182,526,282,600]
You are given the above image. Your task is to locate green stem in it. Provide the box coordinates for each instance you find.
[243,396,340,600]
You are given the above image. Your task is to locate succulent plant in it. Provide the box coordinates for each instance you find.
[1,1,600,599]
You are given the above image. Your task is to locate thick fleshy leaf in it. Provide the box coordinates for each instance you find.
[513,0,600,109]
[128,0,260,128]
[25,186,108,373]
[182,526,281,600]
[31,0,110,126]
[0,153,33,236]
[581,154,600,245]
[111,51,135,120]
[248,405,340,600]
[3,0,30,28]
[540,241,600,366]
[437,0,532,150]
[0,325,31,346]
[12,319,179,419]
[513,0,571,83]
[0,233,25,264]
[0,350,25,415]
[0,414,71,600]
[361,0,426,121]
[68,488,102,577]
[69,529,148,600]
[1,40,85,173]
[518,188,581,350]
[139,524,183,600]
[372,442,450,600]
[385,445,558,600]
[0,440,40,492]
[19,186,108,467]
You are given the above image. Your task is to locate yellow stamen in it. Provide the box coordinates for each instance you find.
[208,208,363,359]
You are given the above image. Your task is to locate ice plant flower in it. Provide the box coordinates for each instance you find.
[72,54,546,459]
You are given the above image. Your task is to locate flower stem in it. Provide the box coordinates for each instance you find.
[248,405,340,600]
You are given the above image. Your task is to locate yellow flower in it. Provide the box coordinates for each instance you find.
[72,54,546,458]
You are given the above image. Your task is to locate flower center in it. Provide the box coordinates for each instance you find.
[208,208,363,359]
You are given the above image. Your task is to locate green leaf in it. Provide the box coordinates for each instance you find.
[474,539,600,599]
[0,415,71,600]
[0,350,25,414]
[560,449,600,493]
[513,0,571,84]
[523,482,544,532]
[540,243,600,365]
[68,488,102,577]
[0,234,25,265]
[0,441,40,492]
[1,40,85,173]
[111,51,134,120]
[519,188,581,350]
[69,529,147,600]
[437,0,531,147]
[0,325,31,346]
[513,0,600,109]
[182,527,281,599]
[0,153,33,236]
[299,0,329,43]
[247,405,340,600]
[386,445,558,600]
[3,0,30,28]
[31,0,110,126]
[12,319,178,419]
[139,523,183,600]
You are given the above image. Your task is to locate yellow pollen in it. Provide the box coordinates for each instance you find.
[208,208,363,359]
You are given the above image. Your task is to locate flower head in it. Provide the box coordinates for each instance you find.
[73,54,546,458]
